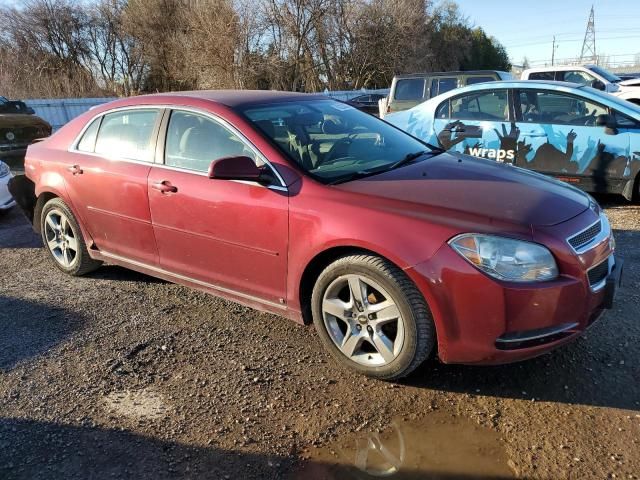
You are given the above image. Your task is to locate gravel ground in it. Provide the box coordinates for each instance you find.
[0,197,639,480]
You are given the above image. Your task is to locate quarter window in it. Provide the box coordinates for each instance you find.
[165,110,257,173]
[435,100,450,119]
[516,90,607,126]
[450,90,509,121]
[76,117,101,153]
[94,109,159,161]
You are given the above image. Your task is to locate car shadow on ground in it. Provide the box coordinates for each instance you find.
[0,208,40,248]
[0,296,84,372]
[87,265,167,284]
[0,418,516,480]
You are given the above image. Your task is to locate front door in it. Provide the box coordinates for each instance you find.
[148,109,289,304]
[63,108,161,265]
[512,89,630,191]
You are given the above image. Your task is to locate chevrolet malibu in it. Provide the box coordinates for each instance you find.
[10,91,622,380]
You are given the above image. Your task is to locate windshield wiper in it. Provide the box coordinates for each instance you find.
[387,149,432,171]
[328,170,384,185]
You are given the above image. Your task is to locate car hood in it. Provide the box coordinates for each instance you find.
[335,153,590,227]
[619,78,640,87]
[0,113,50,129]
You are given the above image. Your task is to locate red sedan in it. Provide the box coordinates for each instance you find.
[11,91,622,379]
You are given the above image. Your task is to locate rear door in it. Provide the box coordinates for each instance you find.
[64,108,162,265]
[147,109,289,304]
[431,89,514,163]
[513,88,630,191]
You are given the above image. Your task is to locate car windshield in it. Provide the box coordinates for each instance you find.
[239,99,438,184]
[587,65,622,83]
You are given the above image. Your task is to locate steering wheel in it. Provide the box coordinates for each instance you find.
[583,111,596,126]
[320,135,357,165]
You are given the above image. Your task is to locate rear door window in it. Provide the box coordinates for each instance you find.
[394,79,425,101]
[94,109,159,161]
[450,90,509,121]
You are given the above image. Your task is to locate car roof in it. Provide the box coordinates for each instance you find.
[523,65,595,73]
[407,80,640,119]
[394,70,507,80]
[139,90,326,108]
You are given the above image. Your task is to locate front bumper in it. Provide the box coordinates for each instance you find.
[405,243,622,365]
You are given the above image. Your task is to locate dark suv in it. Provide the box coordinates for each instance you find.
[0,96,51,168]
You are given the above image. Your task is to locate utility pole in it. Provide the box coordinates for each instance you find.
[580,5,597,64]
[552,36,557,66]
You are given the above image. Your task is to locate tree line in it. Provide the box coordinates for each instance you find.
[0,0,511,99]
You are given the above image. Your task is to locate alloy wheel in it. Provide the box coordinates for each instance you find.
[44,209,79,268]
[321,274,405,366]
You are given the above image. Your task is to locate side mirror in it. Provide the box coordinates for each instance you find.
[595,114,618,135]
[592,80,605,91]
[208,156,273,183]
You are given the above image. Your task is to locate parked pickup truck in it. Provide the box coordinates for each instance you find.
[522,65,640,105]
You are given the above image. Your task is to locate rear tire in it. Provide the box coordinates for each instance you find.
[40,197,102,276]
[311,254,435,380]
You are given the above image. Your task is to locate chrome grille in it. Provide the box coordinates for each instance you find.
[568,220,602,251]
[588,258,609,288]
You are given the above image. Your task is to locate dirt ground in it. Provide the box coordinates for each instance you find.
[0,196,638,480]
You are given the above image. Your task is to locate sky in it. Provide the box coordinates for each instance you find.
[455,0,640,67]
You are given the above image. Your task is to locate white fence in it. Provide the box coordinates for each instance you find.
[23,89,390,130]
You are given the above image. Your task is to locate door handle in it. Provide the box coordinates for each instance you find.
[524,131,547,138]
[151,181,178,194]
[67,165,83,175]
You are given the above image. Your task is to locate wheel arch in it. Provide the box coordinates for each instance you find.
[33,191,59,233]
[298,245,422,326]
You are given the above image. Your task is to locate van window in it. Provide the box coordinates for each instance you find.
[430,78,458,97]
[517,90,607,125]
[95,109,159,161]
[465,76,495,86]
[450,90,509,121]
[528,71,555,81]
[394,79,425,101]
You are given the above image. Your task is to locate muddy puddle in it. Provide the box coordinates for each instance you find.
[291,412,514,479]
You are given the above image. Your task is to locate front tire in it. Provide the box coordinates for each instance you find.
[311,254,435,380]
[40,197,102,276]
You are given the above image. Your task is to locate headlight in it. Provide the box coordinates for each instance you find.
[449,234,558,282]
[0,161,9,178]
